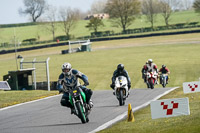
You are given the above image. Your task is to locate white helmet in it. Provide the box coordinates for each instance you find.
[148,59,153,63]
[62,62,72,75]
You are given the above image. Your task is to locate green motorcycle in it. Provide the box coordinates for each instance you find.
[69,86,90,123]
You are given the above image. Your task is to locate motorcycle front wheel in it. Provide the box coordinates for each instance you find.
[150,79,154,89]
[75,102,87,123]
[162,77,166,88]
[119,89,124,106]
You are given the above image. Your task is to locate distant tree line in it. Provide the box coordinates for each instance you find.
[3,0,197,42]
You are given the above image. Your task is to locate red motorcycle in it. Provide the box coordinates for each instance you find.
[146,71,158,89]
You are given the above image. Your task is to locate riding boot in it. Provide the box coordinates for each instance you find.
[89,99,94,108]
[113,90,115,95]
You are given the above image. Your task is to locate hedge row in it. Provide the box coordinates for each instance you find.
[90,22,200,37]
[0,22,38,28]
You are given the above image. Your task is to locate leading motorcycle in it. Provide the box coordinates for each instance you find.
[114,76,129,106]
[59,84,91,124]
[68,86,91,123]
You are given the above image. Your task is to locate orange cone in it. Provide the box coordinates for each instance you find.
[127,103,135,122]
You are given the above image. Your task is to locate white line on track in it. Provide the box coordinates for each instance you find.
[0,94,61,111]
[89,87,179,133]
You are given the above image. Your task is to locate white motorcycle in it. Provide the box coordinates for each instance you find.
[114,76,129,106]
[160,74,168,88]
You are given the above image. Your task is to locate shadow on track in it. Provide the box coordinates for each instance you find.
[18,122,83,129]
[95,105,121,108]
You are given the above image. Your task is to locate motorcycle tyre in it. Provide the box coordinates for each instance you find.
[162,79,166,88]
[162,80,166,88]
[119,89,124,106]
[75,102,87,124]
[150,79,154,89]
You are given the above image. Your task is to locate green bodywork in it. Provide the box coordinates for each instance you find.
[69,88,86,106]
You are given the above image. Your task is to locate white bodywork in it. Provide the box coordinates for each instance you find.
[114,76,129,98]
[147,71,158,80]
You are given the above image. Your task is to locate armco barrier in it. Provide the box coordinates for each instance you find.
[1,29,200,55]
[90,29,200,42]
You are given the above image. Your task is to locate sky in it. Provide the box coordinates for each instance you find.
[0,0,95,24]
[0,0,195,25]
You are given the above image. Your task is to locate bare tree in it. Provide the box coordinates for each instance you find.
[85,17,105,33]
[91,0,108,14]
[19,0,47,22]
[142,0,160,28]
[42,6,57,40]
[105,0,141,32]
[193,0,200,13]
[158,0,172,27]
[59,7,80,38]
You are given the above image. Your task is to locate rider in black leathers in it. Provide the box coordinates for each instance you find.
[110,64,131,92]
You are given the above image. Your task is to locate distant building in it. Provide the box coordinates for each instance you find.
[85,13,109,20]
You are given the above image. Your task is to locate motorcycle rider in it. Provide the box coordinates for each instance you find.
[144,59,159,84]
[57,62,93,114]
[110,64,131,95]
[159,64,170,84]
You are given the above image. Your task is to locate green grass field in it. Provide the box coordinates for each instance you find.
[0,10,199,44]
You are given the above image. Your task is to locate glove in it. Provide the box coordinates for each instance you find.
[84,81,89,86]
[128,84,131,89]
[110,83,115,89]
[57,84,63,93]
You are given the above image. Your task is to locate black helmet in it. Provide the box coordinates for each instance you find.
[117,64,124,72]
[162,64,166,68]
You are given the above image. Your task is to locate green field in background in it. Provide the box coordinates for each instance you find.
[0,10,199,44]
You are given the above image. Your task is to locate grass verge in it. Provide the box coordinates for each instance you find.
[98,88,200,133]
[0,90,58,108]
